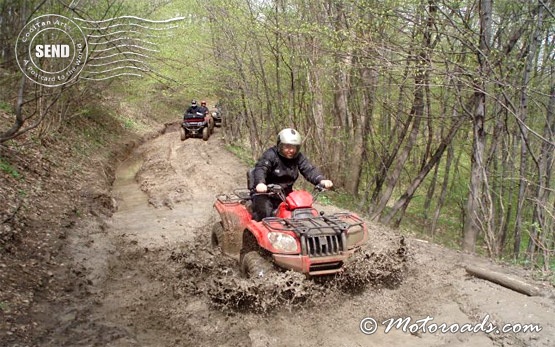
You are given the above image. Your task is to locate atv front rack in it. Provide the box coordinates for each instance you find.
[263,213,365,257]
[262,213,363,235]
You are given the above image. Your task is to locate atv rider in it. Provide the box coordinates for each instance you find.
[184,99,201,119]
[199,100,215,132]
[198,100,209,116]
[251,128,333,221]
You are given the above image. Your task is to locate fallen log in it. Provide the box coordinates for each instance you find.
[464,265,542,297]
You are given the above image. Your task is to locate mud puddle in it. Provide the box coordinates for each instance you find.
[111,149,198,249]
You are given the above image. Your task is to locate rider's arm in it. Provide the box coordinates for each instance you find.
[298,153,325,186]
[253,148,275,185]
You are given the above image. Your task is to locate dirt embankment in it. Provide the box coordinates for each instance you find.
[2,122,555,347]
[0,102,162,345]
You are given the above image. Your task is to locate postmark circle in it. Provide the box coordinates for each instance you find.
[15,14,88,87]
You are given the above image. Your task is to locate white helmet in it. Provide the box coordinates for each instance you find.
[277,128,301,157]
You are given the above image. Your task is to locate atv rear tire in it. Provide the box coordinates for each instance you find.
[211,221,224,248]
[202,127,209,141]
[241,251,275,278]
[180,127,187,141]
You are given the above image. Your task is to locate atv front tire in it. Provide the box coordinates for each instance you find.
[208,117,215,134]
[241,251,275,278]
[211,221,224,248]
[180,127,187,141]
[202,127,209,141]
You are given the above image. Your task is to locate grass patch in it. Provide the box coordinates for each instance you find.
[0,101,12,112]
[0,157,21,179]
[117,114,151,132]
[226,144,255,166]
[124,118,137,129]
[326,189,361,211]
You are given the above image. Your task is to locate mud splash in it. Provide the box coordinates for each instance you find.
[334,236,410,292]
[169,231,410,314]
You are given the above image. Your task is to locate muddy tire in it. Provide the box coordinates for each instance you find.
[208,117,215,134]
[180,127,187,141]
[211,222,224,248]
[241,251,275,278]
[202,127,209,141]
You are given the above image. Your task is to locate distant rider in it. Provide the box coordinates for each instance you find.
[199,100,209,116]
[251,128,333,221]
[199,100,214,131]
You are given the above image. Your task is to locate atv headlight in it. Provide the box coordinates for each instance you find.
[268,232,298,252]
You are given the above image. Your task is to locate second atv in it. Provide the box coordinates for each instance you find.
[212,171,369,277]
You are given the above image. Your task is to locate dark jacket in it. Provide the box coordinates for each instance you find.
[198,105,209,115]
[185,106,203,117]
[253,146,325,195]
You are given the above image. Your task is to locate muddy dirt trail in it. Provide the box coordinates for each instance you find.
[40,127,555,347]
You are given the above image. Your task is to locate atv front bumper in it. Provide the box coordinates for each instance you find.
[273,250,356,276]
[182,121,208,135]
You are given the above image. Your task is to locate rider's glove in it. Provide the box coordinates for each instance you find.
[256,183,268,193]
[320,180,333,189]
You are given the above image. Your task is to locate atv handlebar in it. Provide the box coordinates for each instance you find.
[314,183,326,192]
[251,183,328,202]
[266,183,282,191]
[312,183,327,201]
[256,184,286,201]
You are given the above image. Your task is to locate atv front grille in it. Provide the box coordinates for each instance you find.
[303,233,344,257]
[264,214,362,257]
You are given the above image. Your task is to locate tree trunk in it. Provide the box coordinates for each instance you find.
[431,142,454,238]
[463,88,487,253]
[533,63,555,269]
[523,4,545,264]
[462,0,492,253]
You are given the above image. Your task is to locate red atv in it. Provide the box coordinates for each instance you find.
[212,172,369,278]
[180,111,214,141]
